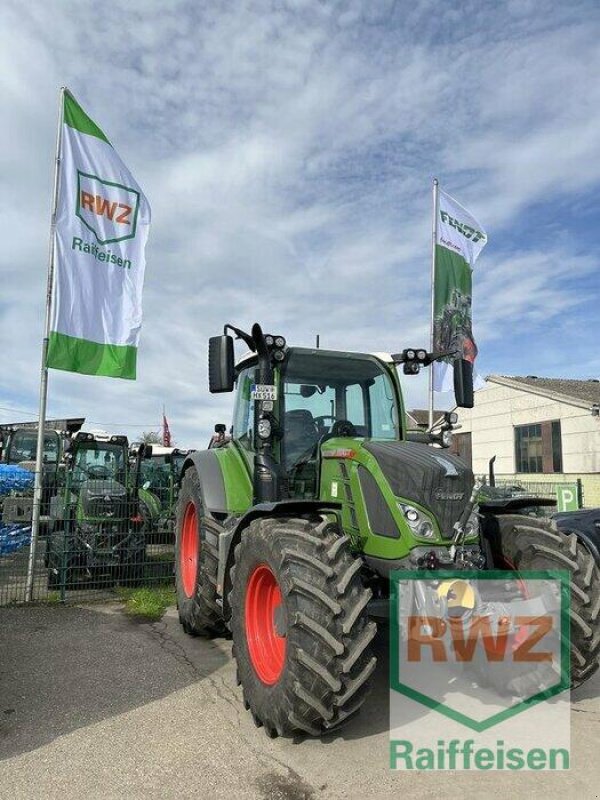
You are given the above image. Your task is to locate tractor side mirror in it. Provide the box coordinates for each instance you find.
[454,358,474,408]
[143,444,153,459]
[208,335,235,393]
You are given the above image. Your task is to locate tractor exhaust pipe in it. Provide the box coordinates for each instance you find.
[489,455,496,487]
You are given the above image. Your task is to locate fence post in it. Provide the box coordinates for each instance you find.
[577,478,584,509]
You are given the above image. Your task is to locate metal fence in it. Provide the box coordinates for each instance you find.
[0,467,174,606]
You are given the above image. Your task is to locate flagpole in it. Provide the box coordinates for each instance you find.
[428,177,439,431]
[26,86,66,602]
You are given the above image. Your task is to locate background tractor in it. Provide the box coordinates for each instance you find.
[175,323,600,738]
[134,444,194,543]
[46,432,151,589]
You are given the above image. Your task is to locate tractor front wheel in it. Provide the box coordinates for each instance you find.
[175,468,224,636]
[484,514,600,687]
[230,515,376,737]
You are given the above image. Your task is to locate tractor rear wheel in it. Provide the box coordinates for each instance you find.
[229,514,376,737]
[175,468,224,636]
[484,514,600,687]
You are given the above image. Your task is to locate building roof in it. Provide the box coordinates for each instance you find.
[488,375,600,409]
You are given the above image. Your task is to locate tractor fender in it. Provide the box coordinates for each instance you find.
[218,500,342,614]
[181,450,228,517]
[553,514,600,564]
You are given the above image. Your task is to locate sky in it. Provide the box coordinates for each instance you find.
[1,0,599,448]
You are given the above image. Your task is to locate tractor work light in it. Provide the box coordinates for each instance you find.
[417,349,427,361]
[406,349,415,360]
[265,334,275,347]
[272,349,286,362]
[274,336,286,349]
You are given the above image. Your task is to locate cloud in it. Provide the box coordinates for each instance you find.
[1,0,599,445]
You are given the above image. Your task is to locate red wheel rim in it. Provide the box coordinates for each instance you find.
[245,564,286,685]
[180,501,198,598]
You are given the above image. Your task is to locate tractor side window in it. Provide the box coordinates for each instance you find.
[232,366,256,451]
[368,373,397,439]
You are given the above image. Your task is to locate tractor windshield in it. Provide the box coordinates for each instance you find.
[72,443,127,487]
[282,350,399,471]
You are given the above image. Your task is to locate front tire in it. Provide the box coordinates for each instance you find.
[484,514,600,687]
[230,515,376,737]
[175,468,224,636]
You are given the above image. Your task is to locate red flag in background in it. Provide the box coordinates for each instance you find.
[162,412,171,447]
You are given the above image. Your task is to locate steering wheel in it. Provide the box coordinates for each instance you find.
[87,464,112,479]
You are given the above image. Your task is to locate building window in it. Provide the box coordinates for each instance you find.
[514,420,563,474]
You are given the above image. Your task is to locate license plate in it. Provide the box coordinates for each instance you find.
[250,384,277,401]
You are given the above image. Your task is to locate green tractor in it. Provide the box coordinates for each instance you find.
[175,323,600,737]
[47,432,151,589]
[134,445,194,543]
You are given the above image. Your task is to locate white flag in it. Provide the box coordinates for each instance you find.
[433,189,487,393]
[48,91,151,379]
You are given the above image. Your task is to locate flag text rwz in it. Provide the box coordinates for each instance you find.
[80,191,132,225]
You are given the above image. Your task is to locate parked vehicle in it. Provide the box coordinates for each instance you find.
[134,445,194,543]
[173,322,600,737]
[46,432,152,588]
[553,507,600,565]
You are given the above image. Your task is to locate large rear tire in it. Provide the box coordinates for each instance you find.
[230,514,376,737]
[175,468,224,637]
[484,514,600,687]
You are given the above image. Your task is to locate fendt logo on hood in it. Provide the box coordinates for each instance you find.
[76,171,140,245]
[434,489,465,501]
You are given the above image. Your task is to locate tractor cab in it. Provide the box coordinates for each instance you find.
[232,348,402,499]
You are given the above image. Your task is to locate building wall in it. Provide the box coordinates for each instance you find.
[455,382,600,481]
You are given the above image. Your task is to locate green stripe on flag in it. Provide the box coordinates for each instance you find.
[63,93,111,144]
[47,331,136,380]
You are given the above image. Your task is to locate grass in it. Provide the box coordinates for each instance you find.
[116,584,175,621]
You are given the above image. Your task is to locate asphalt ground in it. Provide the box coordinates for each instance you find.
[0,603,599,800]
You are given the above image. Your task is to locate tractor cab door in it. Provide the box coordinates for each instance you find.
[281,351,400,499]
[231,364,258,472]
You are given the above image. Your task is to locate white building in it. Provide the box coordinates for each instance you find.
[452,375,600,507]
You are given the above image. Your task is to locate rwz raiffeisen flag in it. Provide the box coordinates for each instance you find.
[47,91,151,379]
[432,189,486,392]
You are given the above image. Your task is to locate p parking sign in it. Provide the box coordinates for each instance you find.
[556,483,580,512]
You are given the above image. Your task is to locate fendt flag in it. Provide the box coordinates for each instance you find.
[432,190,486,392]
[47,91,151,379]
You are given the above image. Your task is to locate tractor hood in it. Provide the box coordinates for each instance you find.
[362,440,474,538]
[80,478,128,520]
